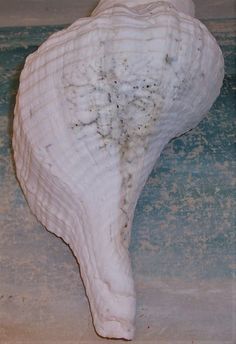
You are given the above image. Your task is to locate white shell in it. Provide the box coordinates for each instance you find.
[13,0,224,340]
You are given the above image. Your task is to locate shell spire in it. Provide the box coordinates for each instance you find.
[13,0,224,340]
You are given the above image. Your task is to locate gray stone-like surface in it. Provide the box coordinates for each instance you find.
[0,0,235,27]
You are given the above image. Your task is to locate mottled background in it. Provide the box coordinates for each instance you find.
[0,0,235,26]
[0,3,235,343]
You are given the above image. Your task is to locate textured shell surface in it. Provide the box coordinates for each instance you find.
[13,0,224,340]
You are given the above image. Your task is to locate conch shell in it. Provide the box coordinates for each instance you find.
[13,0,224,340]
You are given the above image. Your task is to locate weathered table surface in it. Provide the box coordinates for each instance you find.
[0,19,235,343]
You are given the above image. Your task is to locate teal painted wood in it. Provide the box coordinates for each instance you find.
[0,20,235,283]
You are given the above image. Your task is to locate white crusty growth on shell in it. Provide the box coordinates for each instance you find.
[13,0,224,340]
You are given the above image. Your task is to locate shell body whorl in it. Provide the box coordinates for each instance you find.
[13,0,224,340]
[92,0,196,17]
